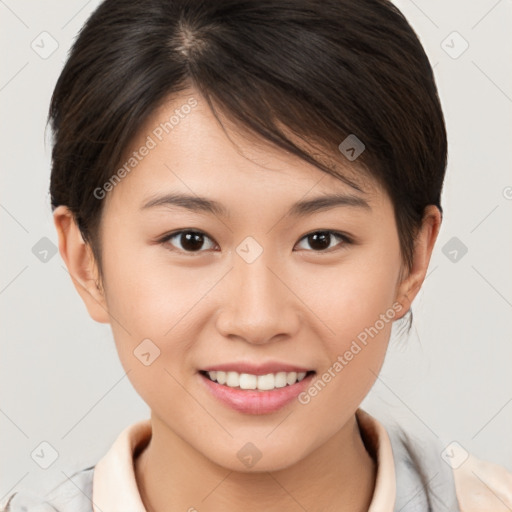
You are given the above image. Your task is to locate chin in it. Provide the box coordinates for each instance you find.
[205,442,307,474]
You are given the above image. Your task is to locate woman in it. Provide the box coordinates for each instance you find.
[3,0,511,510]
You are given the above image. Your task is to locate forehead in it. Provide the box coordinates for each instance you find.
[102,89,383,216]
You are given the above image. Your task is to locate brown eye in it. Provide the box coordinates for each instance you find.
[162,230,216,253]
[296,231,349,252]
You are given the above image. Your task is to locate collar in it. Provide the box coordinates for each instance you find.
[92,408,396,511]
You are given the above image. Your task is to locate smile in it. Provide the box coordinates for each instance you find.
[201,370,312,391]
[198,369,316,414]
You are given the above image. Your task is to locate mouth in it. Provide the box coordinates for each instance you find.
[199,369,316,392]
[198,368,317,414]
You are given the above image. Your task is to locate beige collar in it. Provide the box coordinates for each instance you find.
[92,408,396,511]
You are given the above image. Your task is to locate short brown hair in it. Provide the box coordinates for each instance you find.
[49,0,447,277]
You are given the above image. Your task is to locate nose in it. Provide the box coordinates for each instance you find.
[215,250,301,345]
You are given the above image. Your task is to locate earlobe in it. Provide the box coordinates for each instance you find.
[53,205,110,324]
[393,293,411,321]
[394,205,442,319]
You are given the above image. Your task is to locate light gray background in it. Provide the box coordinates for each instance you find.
[1,0,511,499]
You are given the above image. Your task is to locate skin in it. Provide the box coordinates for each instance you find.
[54,88,441,512]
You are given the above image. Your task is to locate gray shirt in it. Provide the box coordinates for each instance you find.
[1,417,461,512]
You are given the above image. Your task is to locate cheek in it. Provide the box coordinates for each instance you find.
[101,256,199,416]
[302,252,401,347]
[98,237,171,364]
[100,238,218,384]
[296,269,398,421]
[101,235,197,331]
[299,247,401,405]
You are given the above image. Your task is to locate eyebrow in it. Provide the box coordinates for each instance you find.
[140,192,371,218]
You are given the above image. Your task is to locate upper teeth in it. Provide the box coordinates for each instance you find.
[207,371,308,391]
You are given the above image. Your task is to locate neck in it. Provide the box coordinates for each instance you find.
[135,412,376,512]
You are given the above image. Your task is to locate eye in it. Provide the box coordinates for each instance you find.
[160,230,217,254]
[295,230,351,252]
[159,229,351,255]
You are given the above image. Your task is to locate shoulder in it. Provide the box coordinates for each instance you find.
[0,467,94,512]
[384,422,461,511]
[375,413,512,511]
[452,452,512,512]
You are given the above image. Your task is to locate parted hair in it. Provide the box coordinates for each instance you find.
[48,0,447,279]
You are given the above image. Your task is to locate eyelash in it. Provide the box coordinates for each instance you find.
[158,229,353,256]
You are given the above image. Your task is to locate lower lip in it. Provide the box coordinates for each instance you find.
[199,372,315,415]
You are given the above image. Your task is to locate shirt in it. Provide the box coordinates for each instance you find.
[2,408,511,511]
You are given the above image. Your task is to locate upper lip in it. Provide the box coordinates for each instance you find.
[201,362,314,376]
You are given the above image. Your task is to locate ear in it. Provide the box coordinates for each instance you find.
[53,205,110,324]
[394,205,442,319]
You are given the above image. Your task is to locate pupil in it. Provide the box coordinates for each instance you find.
[178,232,332,252]
[182,232,204,251]
[309,232,330,250]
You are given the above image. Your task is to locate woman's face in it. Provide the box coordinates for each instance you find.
[84,89,409,470]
